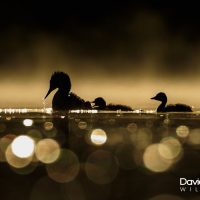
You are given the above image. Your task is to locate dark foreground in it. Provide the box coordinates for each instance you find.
[0,110,200,200]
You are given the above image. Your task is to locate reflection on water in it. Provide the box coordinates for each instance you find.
[1,109,200,199]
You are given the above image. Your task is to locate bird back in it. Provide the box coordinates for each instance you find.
[68,92,86,109]
[165,103,192,112]
[107,104,133,111]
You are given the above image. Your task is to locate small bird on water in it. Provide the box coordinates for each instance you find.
[151,92,192,112]
[45,72,91,110]
[92,97,133,111]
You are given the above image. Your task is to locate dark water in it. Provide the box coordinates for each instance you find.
[0,109,200,200]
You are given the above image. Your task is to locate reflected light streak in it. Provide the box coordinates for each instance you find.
[44,108,53,114]
[70,110,98,113]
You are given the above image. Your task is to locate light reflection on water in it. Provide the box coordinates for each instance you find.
[0,110,200,199]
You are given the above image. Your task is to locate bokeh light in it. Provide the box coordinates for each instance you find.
[6,145,33,168]
[159,137,182,160]
[44,122,54,131]
[10,163,38,175]
[6,116,12,121]
[85,150,119,184]
[187,129,200,146]
[163,118,170,125]
[126,122,138,133]
[75,118,80,123]
[43,125,57,138]
[35,139,60,164]
[11,135,35,158]
[23,119,34,127]
[90,129,107,146]
[143,144,173,172]
[0,134,16,162]
[176,125,190,138]
[78,121,87,129]
[46,149,80,183]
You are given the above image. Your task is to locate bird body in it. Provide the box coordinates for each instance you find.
[52,91,86,110]
[151,92,192,112]
[164,103,192,112]
[92,97,133,111]
[107,104,133,111]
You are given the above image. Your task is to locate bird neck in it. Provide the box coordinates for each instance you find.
[157,100,167,112]
[101,105,106,110]
[57,87,70,94]
[99,102,106,110]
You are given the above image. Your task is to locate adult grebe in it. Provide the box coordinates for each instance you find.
[45,72,89,110]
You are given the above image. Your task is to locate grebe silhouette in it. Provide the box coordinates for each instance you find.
[45,72,89,110]
[92,97,133,111]
[92,97,106,110]
[44,72,91,148]
[151,92,192,112]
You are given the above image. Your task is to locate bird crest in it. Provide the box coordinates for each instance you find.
[50,71,71,91]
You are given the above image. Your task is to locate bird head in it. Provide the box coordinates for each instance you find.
[151,92,167,102]
[45,71,71,99]
[92,97,106,109]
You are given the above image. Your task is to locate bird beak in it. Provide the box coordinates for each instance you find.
[91,102,96,108]
[151,96,156,100]
[44,87,53,99]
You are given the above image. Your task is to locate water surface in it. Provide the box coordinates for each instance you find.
[0,109,200,200]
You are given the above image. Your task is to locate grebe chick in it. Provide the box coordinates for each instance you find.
[92,97,133,111]
[151,92,192,112]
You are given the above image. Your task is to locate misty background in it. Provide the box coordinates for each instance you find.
[0,1,200,109]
